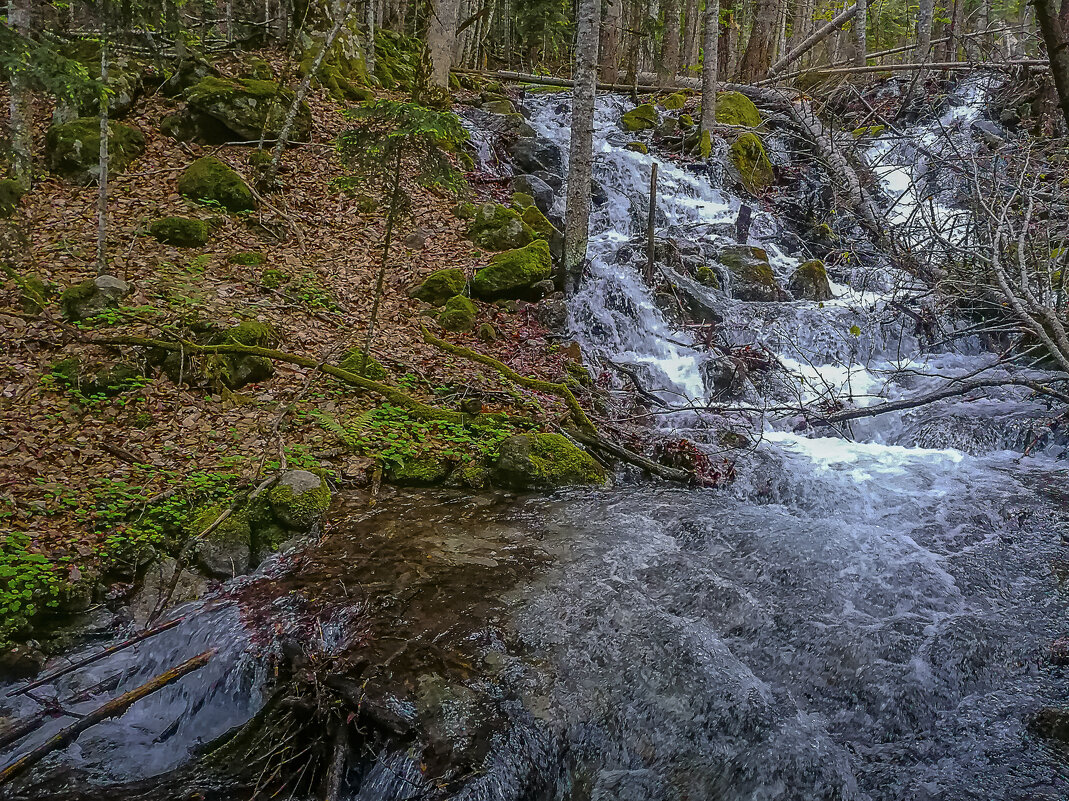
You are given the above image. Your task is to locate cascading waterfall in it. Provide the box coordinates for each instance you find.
[3,79,1068,801]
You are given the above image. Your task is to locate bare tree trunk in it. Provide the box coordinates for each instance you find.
[563,0,601,292]
[96,16,110,277]
[660,0,682,84]
[682,0,700,71]
[767,4,857,77]
[7,0,33,189]
[854,0,868,65]
[600,0,623,82]
[719,0,736,77]
[365,0,377,73]
[701,0,720,133]
[917,0,935,82]
[1036,0,1069,130]
[739,0,778,80]
[264,0,358,187]
[426,0,460,86]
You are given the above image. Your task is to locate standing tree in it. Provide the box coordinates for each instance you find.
[563,0,601,292]
[426,0,460,87]
[739,0,778,80]
[682,0,701,72]
[916,0,935,82]
[700,0,720,149]
[600,0,624,83]
[5,0,33,188]
[336,100,468,373]
[854,0,868,66]
[1035,0,1069,130]
[660,0,683,84]
[96,5,111,276]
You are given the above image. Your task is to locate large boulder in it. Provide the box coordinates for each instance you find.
[510,174,555,215]
[508,137,564,174]
[714,91,762,127]
[267,470,332,530]
[788,260,833,301]
[467,202,535,251]
[620,103,659,132]
[409,268,467,306]
[178,156,256,212]
[728,132,774,194]
[471,240,553,301]
[45,118,145,184]
[492,433,608,490]
[718,246,782,302]
[148,216,209,247]
[59,40,144,119]
[184,76,312,142]
[59,275,130,321]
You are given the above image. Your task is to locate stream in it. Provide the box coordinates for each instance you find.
[3,79,1069,800]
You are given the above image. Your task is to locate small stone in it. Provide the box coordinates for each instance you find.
[268,470,332,531]
[404,228,429,249]
[477,322,497,342]
[60,274,130,321]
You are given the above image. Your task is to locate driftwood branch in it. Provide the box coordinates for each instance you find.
[0,650,213,787]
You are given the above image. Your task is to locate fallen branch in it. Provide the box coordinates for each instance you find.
[0,650,212,787]
[7,616,184,698]
[421,327,597,433]
[565,428,693,483]
[767,4,858,79]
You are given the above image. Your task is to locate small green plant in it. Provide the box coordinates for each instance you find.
[0,532,61,642]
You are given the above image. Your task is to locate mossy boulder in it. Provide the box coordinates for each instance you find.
[437,294,478,331]
[699,130,713,159]
[229,251,267,266]
[511,191,535,210]
[409,268,467,306]
[714,91,762,127]
[386,455,454,486]
[267,470,331,530]
[373,29,422,90]
[184,76,311,142]
[471,240,552,301]
[696,265,720,288]
[679,113,695,128]
[467,202,535,251]
[728,133,774,194]
[50,356,144,397]
[148,216,209,247]
[788,259,833,301]
[60,40,144,119]
[178,157,256,212]
[59,275,130,321]
[483,99,516,115]
[625,141,649,154]
[520,204,558,241]
[211,321,279,389]
[45,118,145,184]
[492,433,608,490]
[620,103,659,132]
[718,246,782,302]
[663,92,687,110]
[187,503,252,578]
[18,275,53,314]
[0,179,26,218]
[339,347,388,381]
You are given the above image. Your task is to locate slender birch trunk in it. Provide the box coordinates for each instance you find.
[426,0,460,86]
[700,0,720,135]
[365,0,376,72]
[563,0,601,292]
[917,0,935,81]
[660,0,682,84]
[7,0,33,188]
[97,17,110,276]
[600,0,623,83]
[854,0,868,65]
[682,0,700,71]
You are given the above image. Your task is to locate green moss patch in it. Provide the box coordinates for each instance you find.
[410,268,467,306]
[45,118,146,184]
[467,202,535,251]
[728,133,774,194]
[471,240,552,301]
[714,92,762,127]
[493,433,608,490]
[625,141,649,154]
[437,294,477,331]
[621,103,659,132]
[0,179,26,217]
[148,216,209,247]
[339,348,388,381]
[178,156,255,213]
[788,259,833,301]
[229,251,267,266]
[184,76,311,142]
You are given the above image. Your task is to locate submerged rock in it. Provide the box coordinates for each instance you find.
[471,240,553,300]
[493,433,608,490]
[788,259,833,301]
[718,246,782,302]
[178,156,256,212]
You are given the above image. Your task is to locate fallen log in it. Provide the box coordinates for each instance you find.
[767,5,858,79]
[0,650,212,787]
[565,428,693,483]
[7,616,184,698]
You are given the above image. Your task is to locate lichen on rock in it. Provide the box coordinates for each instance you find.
[471,240,552,301]
[492,433,608,490]
[788,259,833,301]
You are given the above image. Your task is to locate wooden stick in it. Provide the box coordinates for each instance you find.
[791,58,1047,76]
[7,616,184,698]
[646,163,659,283]
[0,650,212,787]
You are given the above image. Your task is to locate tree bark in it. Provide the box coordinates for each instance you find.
[739,0,778,80]
[660,0,682,84]
[854,0,868,65]
[426,0,460,86]
[600,0,623,83]
[96,14,110,277]
[682,0,701,71]
[563,0,601,292]
[7,0,33,188]
[719,0,736,77]
[365,0,377,73]
[700,0,720,133]
[1036,0,1069,130]
[766,4,857,78]
[916,0,935,82]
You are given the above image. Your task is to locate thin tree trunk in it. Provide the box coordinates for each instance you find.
[946,0,964,60]
[600,0,623,82]
[97,15,110,277]
[1036,0,1069,130]
[719,0,735,77]
[682,0,700,71]
[739,0,777,80]
[854,0,868,65]
[365,0,377,73]
[701,0,720,133]
[427,0,460,86]
[660,0,682,84]
[7,0,32,188]
[264,0,358,187]
[360,149,403,375]
[917,0,935,82]
[563,0,601,292]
